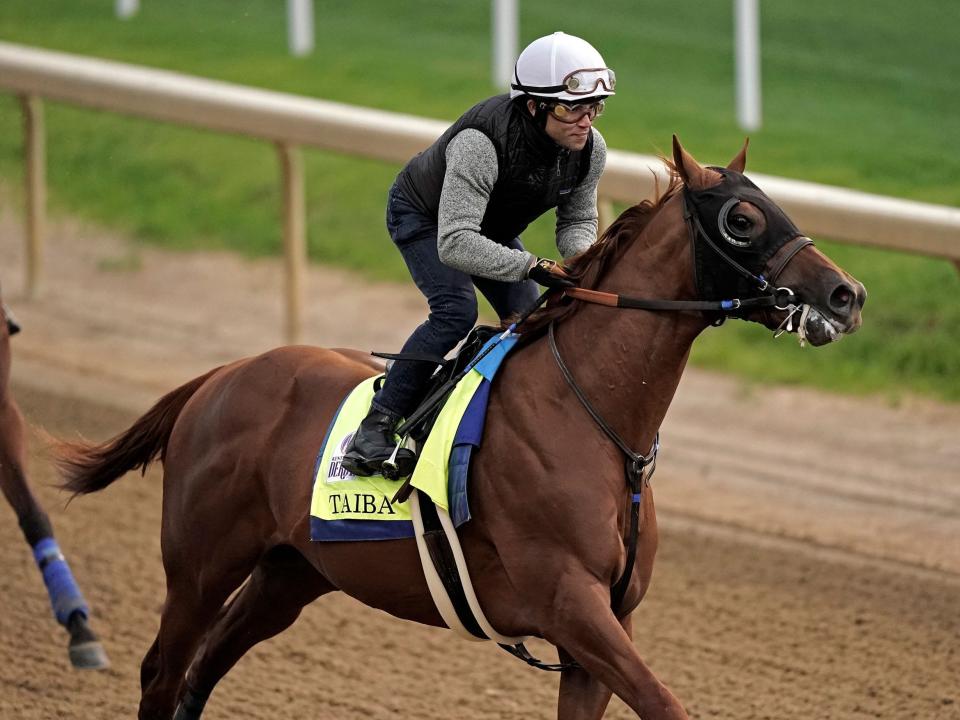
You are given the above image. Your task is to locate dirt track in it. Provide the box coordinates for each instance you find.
[1,211,958,719]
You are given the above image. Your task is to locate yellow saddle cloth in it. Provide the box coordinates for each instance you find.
[309,333,517,541]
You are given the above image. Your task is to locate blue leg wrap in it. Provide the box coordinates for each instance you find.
[32,538,90,626]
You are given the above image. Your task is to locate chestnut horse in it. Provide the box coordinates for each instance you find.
[0,291,108,669]
[58,138,864,719]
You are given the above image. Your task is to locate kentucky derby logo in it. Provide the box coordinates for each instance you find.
[327,432,358,482]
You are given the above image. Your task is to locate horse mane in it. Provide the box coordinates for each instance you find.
[511,163,683,338]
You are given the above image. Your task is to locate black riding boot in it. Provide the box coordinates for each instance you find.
[341,408,416,478]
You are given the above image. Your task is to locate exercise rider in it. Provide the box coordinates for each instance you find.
[341,31,616,477]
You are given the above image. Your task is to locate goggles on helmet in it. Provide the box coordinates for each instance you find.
[512,67,616,97]
[540,99,605,124]
[561,67,616,95]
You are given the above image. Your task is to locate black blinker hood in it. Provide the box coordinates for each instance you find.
[684,167,802,305]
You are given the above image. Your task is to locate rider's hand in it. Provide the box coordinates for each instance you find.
[526,257,576,289]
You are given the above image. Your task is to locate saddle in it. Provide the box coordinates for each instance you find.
[374,324,501,449]
[309,323,513,542]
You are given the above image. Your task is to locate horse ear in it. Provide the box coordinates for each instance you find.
[671,135,712,190]
[727,138,749,173]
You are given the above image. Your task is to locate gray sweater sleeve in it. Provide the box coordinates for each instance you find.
[437,129,534,282]
[437,127,606,281]
[555,129,606,258]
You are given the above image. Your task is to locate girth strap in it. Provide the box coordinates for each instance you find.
[497,642,575,672]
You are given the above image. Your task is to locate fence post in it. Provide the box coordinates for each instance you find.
[734,0,762,131]
[276,143,307,344]
[287,0,314,57]
[598,197,615,236]
[115,0,139,19]
[491,0,518,89]
[19,94,46,299]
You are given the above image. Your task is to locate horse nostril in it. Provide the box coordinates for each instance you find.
[829,284,855,314]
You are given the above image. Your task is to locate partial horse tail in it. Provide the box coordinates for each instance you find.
[58,366,223,496]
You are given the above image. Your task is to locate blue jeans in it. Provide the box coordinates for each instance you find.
[372,183,539,417]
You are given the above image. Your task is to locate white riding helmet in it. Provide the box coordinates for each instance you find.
[510,31,616,102]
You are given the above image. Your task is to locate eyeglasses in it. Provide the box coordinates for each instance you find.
[541,99,605,124]
[560,67,616,95]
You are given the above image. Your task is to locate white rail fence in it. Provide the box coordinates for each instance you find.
[2,41,959,342]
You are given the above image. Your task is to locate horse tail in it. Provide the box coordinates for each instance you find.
[58,366,223,496]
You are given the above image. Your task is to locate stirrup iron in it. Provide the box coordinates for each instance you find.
[380,441,402,479]
[381,437,412,480]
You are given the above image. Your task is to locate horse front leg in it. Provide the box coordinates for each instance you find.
[0,390,108,669]
[546,582,688,720]
[557,637,614,719]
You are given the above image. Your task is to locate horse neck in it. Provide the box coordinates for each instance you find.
[551,197,709,453]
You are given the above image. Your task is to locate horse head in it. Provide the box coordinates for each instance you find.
[671,135,866,345]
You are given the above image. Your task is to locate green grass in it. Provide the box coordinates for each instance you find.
[0,0,958,401]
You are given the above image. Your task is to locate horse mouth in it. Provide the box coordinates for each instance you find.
[771,304,858,347]
[801,306,848,346]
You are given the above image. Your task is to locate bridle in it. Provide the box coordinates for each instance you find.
[563,186,813,318]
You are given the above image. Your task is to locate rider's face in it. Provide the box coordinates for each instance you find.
[527,100,595,151]
[544,111,593,151]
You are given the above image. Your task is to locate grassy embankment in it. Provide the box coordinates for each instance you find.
[0,0,958,401]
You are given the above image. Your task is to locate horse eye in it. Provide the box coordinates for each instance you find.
[729,215,753,234]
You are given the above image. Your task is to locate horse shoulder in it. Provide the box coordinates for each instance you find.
[467,352,629,583]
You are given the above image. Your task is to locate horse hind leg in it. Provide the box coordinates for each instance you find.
[172,545,334,720]
[138,529,265,720]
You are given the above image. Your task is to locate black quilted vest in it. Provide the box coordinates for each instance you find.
[396,94,593,243]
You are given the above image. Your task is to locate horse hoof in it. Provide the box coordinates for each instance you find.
[68,640,110,670]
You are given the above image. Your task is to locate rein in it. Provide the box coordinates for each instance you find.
[561,190,813,318]
[563,286,795,313]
